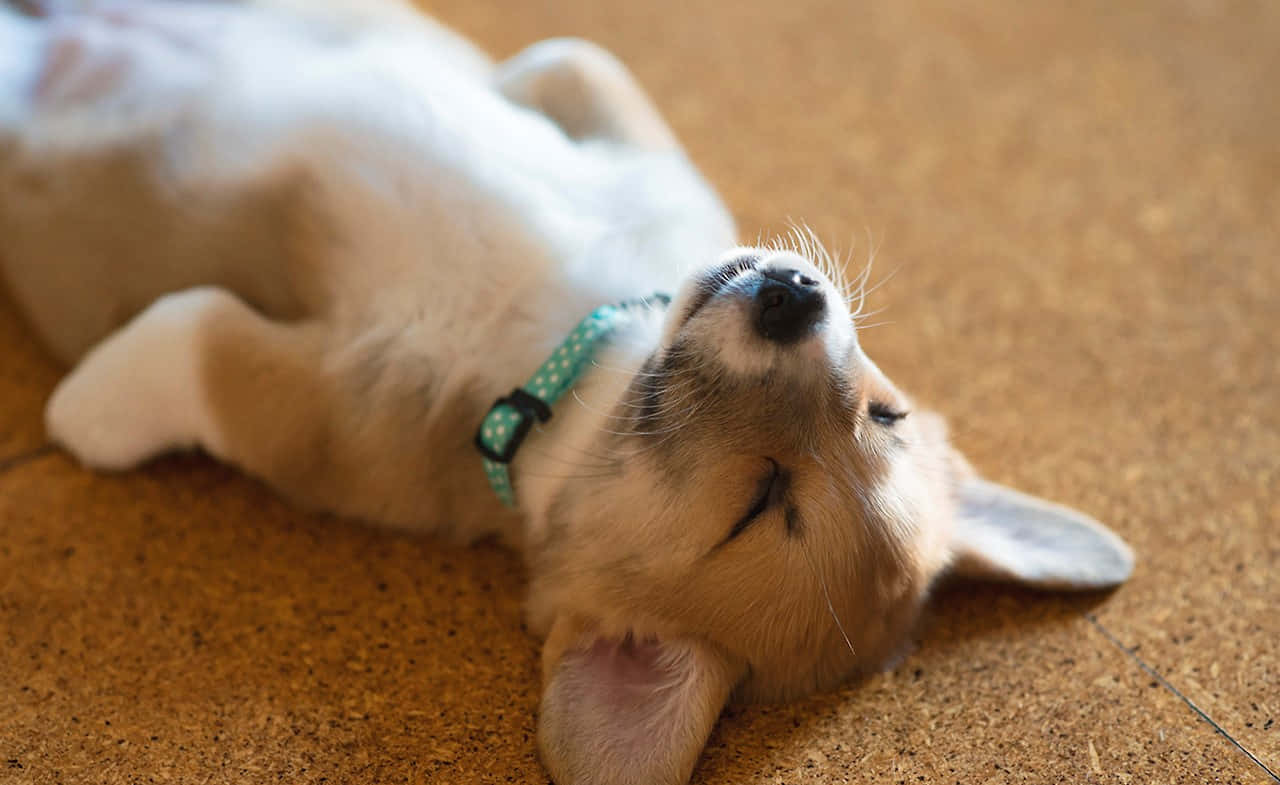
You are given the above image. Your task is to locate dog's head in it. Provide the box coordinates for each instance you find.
[525,243,1133,785]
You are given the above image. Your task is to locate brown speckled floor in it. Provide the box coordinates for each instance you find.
[3,0,1278,783]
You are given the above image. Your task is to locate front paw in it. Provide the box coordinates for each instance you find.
[44,349,185,471]
[44,289,219,470]
[46,380,154,471]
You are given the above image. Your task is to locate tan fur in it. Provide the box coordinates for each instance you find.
[526,342,956,702]
[199,298,524,543]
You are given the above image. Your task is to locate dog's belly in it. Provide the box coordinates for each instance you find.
[0,4,731,365]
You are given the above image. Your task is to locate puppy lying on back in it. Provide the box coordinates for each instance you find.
[0,2,1133,783]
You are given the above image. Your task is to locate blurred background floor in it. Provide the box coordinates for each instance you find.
[2,0,1277,782]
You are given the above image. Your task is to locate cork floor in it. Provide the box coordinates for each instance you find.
[3,0,1278,783]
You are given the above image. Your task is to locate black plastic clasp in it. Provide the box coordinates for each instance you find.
[474,388,553,464]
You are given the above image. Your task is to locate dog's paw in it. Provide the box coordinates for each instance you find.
[46,372,162,471]
[496,37,676,150]
[45,340,194,472]
[45,289,220,470]
[496,38,617,122]
[0,4,42,126]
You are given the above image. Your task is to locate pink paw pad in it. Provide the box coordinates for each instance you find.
[29,5,222,111]
[34,18,134,104]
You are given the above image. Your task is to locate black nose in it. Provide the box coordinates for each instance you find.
[754,268,825,343]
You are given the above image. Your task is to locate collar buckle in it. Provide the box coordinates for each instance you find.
[473,388,553,464]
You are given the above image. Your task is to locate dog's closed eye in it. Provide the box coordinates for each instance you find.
[868,400,908,426]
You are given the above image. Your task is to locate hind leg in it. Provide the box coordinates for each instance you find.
[46,286,327,471]
[495,38,679,152]
[45,288,232,470]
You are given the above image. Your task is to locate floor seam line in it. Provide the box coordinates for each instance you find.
[1085,613,1280,783]
[0,443,57,475]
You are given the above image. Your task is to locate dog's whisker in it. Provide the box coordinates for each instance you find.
[520,451,615,472]
[588,360,667,379]
[523,434,619,466]
[857,264,900,304]
[516,470,621,481]
[798,532,855,662]
[849,305,889,323]
[572,387,706,426]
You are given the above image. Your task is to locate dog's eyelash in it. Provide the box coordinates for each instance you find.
[726,458,780,542]
[868,401,908,426]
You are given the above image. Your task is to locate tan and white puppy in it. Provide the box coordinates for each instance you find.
[0,2,1133,784]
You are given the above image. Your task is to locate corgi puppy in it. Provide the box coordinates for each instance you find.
[0,2,1133,784]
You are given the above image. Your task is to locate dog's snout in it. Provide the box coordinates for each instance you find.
[754,268,824,343]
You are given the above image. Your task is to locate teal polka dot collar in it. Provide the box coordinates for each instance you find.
[474,294,670,507]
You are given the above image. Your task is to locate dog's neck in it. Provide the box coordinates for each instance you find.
[505,304,668,544]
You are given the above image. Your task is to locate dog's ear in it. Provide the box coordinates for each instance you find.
[537,618,742,785]
[948,474,1134,589]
